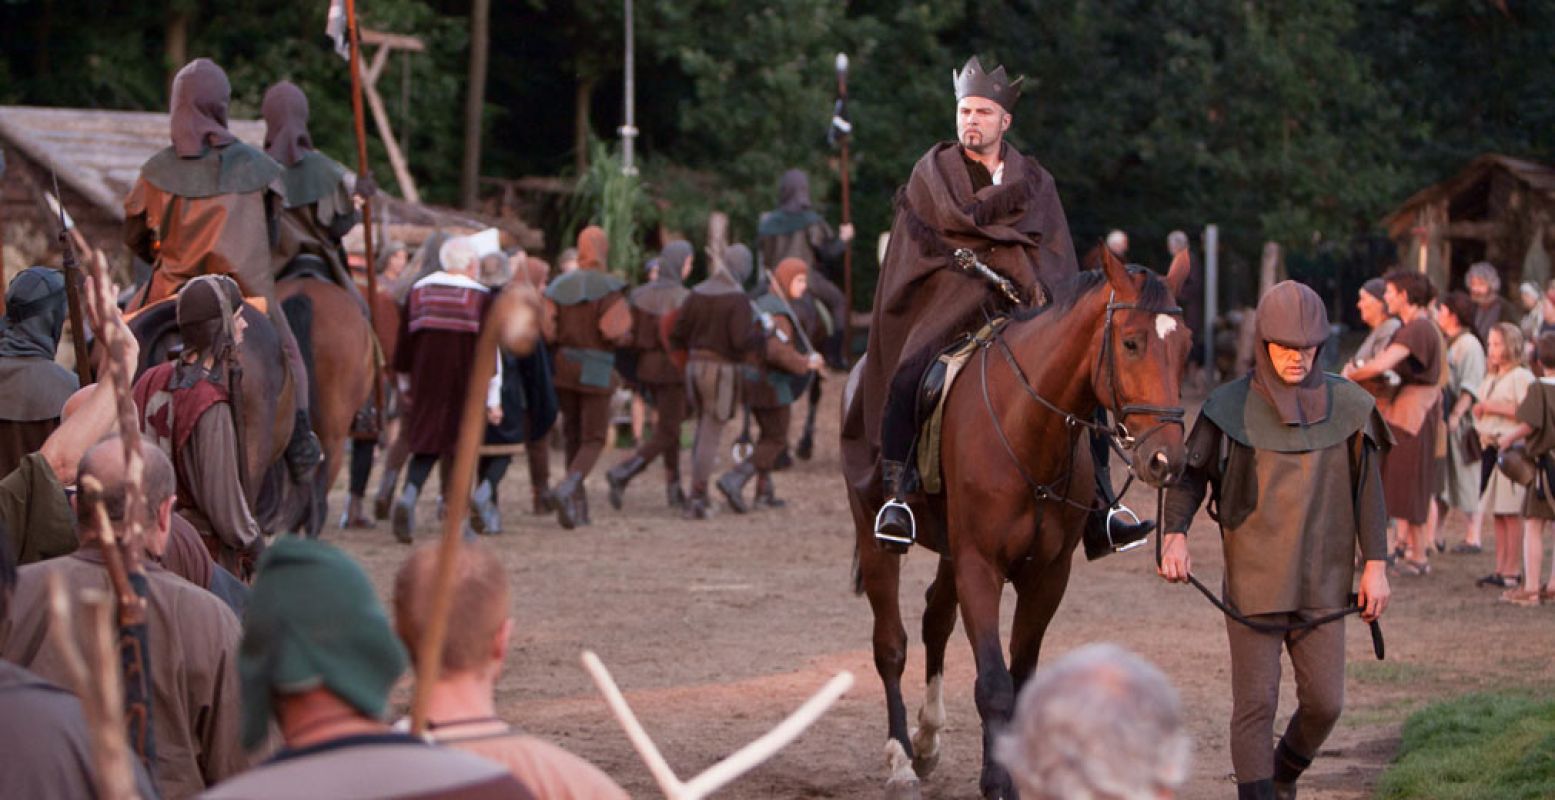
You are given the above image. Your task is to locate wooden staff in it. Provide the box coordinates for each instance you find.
[48,173,94,385]
[409,287,537,733]
[582,650,854,800]
[48,577,138,800]
[345,0,384,430]
[82,249,157,776]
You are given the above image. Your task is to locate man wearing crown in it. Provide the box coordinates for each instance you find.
[847,55,1153,556]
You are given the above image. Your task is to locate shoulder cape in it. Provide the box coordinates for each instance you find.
[1200,374,1391,453]
[755,293,799,329]
[140,142,284,199]
[545,270,626,306]
[279,151,349,209]
[757,209,824,239]
[628,279,689,316]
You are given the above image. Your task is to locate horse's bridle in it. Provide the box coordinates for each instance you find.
[981,284,1185,502]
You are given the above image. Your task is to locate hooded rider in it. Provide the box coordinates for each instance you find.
[125,58,322,483]
[756,170,853,368]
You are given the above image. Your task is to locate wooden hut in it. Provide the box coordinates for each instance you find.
[0,105,540,295]
[1383,154,1555,295]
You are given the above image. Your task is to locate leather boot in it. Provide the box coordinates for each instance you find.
[471,480,502,535]
[391,482,419,544]
[874,460,916,553]
[373,466,400,520]
[606,455,648,510]
[286,409,324,483]
[1083,469,1156,561]
[554,473,584,530]
[774,448,794,471]
[717,461,757,514]
[754,473,785,508]
[684,482,712,520]
[1237,779,1276,800]
[579,484,592,525]
[339,495,374,529]
[796,430,814,461]
[1271,739,1309,800]
[532,485,557,515]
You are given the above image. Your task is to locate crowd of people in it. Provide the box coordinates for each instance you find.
[1343,262,1555,606]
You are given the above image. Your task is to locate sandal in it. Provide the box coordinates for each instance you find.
[1450,542,1483,555]
[1500,588,1543,607]
[1392,559,1432,577]
[1476,573,1520,589]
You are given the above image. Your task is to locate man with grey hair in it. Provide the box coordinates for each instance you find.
[1167,231,1205,385]
[996,643,1189,800]
[391,236,502,542]
[1466,261,1518,344]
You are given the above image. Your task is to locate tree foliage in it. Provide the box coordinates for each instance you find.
[4,1,1555,306]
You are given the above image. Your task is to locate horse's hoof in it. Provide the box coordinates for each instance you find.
[910,747,940,779]
[883,778,922,800]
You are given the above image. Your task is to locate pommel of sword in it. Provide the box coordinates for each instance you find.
[952,248,1022,305]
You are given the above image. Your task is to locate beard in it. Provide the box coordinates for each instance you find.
[959,128,999,155]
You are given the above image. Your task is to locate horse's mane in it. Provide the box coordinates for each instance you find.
[1011,266,1176,322]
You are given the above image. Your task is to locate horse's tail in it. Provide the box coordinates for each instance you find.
[281,293,316,410]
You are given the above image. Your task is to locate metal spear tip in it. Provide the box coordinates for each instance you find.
[835,53,849,74]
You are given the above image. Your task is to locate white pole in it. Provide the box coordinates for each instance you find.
[620,0,638,176]
[1203,224,1219,377]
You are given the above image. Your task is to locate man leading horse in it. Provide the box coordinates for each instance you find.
[852,55,1151,557]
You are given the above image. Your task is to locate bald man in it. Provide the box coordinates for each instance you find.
[1,437,249,799]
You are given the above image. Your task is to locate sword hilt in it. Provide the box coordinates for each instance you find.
[953,248,1021,305]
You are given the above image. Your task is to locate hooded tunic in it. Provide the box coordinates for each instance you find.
[0,267,79,478]
[125,59,284,308]
[263,82,362,295]
[846,140,1077,490]
[543,228,631,394]
[627,241,693,386]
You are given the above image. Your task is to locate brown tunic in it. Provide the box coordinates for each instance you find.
[0,661,159,800]
[1165,376,1390,616]
[432,725,628,800]
[746,313,813,410]
[199,733,534,800]
[1380,316,1443,524]
[124,144,283,307]
[0,451,77,565]
[1516,378,1555,520]
[628,303,683,386]
[1,547,250,799]
[670,280,760,364]
[546,289,631,394]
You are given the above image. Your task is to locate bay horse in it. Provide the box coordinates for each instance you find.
[842,248,1193,799]
[127,296,310,535]
[275,274,376,536]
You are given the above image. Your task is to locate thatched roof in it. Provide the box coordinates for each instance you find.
[0,104,540,249]
[1384,153,1555,237]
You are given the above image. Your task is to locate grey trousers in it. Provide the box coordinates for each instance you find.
[1226,610,1346,783]
[686,361,741,489]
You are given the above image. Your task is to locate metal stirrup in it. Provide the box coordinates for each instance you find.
[874,499,916,545]
[1106,504,1148,552]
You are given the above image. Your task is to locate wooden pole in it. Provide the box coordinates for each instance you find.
[459,0,490,209]
[409,288,535,733]
[345,0,385,430]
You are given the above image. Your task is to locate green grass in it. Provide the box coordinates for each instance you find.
[1349,660,1434,686]
[1374,693,1555,799]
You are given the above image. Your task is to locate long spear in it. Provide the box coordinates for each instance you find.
[50,170,94,385]
[345,0,384,430]
[830,53,853,367]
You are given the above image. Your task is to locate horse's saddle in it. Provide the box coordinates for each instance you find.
[916,318,1006,494]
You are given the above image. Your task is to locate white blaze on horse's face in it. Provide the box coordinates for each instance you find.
[1155,313,1178,341]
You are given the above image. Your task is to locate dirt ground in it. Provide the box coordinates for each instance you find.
[326,385,1555,799]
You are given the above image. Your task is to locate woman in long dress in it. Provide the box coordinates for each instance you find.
[1436,292,1487,552]
[1471,322,1534,589]
[1344,269,1443,575]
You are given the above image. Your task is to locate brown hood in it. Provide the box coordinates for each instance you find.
[1252,280,1331,425]
[170,58,238,158]
[577,226,609,271]
[262,81,314,167]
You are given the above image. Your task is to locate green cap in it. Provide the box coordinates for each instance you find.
[238,537,408,749]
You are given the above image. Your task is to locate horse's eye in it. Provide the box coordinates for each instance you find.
[1123,338,1142,355]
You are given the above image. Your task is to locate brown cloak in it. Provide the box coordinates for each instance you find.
[845,140,1078,490]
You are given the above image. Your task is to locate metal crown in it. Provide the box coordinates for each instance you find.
[952,56,1024,111]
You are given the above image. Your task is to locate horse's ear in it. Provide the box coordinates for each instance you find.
[1099,242,1136,301]
[1165,248,1191,297]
